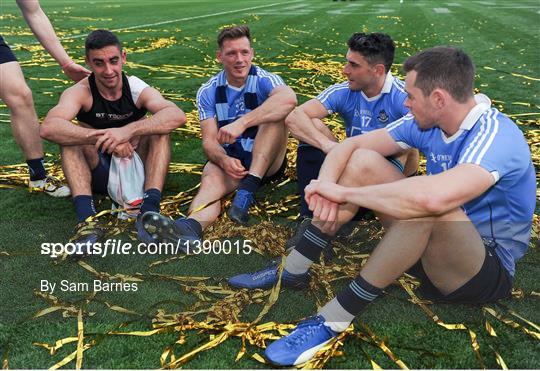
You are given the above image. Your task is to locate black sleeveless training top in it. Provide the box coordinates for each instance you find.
[76,72,147,129]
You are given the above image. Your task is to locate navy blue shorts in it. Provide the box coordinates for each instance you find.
[224,142,286,185]
[91,152,111,195]
[407,241,513,304]
[0,35,17,64]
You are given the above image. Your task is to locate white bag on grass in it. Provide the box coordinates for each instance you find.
[107,153,145,219]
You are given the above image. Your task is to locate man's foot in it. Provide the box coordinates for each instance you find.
[69,221,105,259]
[227,259,310,290]
[264,315,338,366]
[227,189,254,225]
[141,211,200,253]
[29,176,71,197]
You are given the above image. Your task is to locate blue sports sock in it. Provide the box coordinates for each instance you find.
[238,173,261,194]
[73,195,96,222]
[296,144,325,218]
[336,274,382,316]
[140,188,161,214]
[27,158,46,181]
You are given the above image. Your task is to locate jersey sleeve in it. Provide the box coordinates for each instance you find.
[458,112,530,183]
[315,83,348,114]
[257,70,286,100]
[196,82,216,121]
[385,114,425,150]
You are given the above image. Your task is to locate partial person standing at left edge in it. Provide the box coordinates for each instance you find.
[0,0,90,196]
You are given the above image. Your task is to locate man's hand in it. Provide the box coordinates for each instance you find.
[113,142,135,158]
[62,61,91,82]
[305,180,350,234]
[91,127,132,153]
[220,157,248,180]
[305,179,348,205]
[217,120,245,145]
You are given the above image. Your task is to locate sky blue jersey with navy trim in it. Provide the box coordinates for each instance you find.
[316,72,408,137]
[386,99,536,276]
[196,65,285,152]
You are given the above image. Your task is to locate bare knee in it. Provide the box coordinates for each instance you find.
[348,149,386,177]
[284,108,301,130]
[4,83,33,110]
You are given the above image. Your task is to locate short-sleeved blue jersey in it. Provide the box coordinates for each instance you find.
[386,99,536,276]
[316,72,408,137]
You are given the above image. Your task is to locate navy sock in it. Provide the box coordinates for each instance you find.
[73,195,96,222]
[140,188,161,214]
[336,275,382,316]
[27,158,46,181]
[238,173,261,194]
[183,217,203,237]
[294,223,332,262]
[296,144,325,218]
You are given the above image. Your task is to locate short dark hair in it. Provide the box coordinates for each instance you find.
[403,46,475,103]
[85,29,122,55]
[347,32,395,73]
[217,25,250,48]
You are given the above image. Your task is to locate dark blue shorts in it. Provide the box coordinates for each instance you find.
[0,35,17,64]
[407,241,513,304]
[224,142,286,185]
[91,152,111,195]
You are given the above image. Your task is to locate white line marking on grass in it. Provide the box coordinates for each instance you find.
[58,1,301,41]
[433,8,451,13]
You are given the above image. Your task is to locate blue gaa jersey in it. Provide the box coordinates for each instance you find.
[196,65,285,152]
[316,72,408,137]
[386,97,536,276]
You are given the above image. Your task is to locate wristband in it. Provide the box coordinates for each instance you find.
[60,59,75,69]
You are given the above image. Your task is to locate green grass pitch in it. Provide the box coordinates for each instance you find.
[0,0,538,369]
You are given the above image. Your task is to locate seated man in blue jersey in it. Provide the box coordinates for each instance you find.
[283,32,418,251]
[141,25,296,246]
[40,30,186,255]
[246,46,536,366]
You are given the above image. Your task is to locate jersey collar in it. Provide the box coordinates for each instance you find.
[440,93,492,143]
[360,72,393,102]
[460,93,492,131]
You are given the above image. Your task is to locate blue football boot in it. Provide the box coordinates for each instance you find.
[227,189,254,225]
[264,315,337,366]
[141,211,201,253]
[227,259,310,290]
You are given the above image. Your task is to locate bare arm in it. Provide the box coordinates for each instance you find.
[318,128,403,183]
[217,85,297,144]
[285,99,338,153]
[16,0,90,82]
[306,164,495,220]
[201,118,247,179]
[40,83,99,145]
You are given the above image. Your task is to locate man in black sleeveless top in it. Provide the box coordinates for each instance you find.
[1,0,90,197]
[40,30,186,254]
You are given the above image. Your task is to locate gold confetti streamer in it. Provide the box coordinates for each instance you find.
[75,309,84,370]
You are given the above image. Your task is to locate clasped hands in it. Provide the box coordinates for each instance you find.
[305,180,348,235]
[89,127,139,158]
